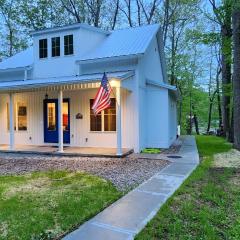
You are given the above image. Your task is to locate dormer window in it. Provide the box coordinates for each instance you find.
[52,37,60,57]
[64,34,74,55]
[39,39,48,59]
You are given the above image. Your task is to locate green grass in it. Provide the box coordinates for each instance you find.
[136,136,240,240]
[0,171,121,240]
[141,148,161,154]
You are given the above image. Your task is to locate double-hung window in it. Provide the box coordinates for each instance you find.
[39,39,48,58]
[64,34,74,55]
[51,37,60,57]
[90,98,116,132]
[7,102,27,131]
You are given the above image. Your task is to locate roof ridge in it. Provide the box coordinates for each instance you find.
[112,23,160,33]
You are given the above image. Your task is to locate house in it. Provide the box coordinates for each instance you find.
[0,23,177,156]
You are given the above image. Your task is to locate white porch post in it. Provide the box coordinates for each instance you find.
[9,93,15,150]
[58,89,63,153]
[116,85,122,156]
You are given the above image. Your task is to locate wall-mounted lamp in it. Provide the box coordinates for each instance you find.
[76,113,83,119]
[45,93,48,99]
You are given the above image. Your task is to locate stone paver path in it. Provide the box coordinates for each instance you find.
[63,136,199,240]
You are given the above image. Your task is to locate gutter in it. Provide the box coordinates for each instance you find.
[146,79,177,91]
[0,65,32,73]
[76,53,144,65]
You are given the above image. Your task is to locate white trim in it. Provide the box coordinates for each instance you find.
[77,53,143,64]
[58,90,64,152]
[0,71,134,92]
[0,66,32,73]
[116,85,122,156]
[9,93,15,150]
[146,79,177,91]
[31,23,109,36]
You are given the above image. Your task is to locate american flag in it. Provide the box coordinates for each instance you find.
[92,72,112,115]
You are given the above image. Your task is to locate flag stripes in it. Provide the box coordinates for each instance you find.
[92,72,112,115]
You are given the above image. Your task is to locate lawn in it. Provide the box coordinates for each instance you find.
[136,135,240,240]
[0,171,121,240]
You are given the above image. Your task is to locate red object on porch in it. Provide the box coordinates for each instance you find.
[63,114,68,126]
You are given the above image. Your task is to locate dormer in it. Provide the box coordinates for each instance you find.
[31,23,109,79]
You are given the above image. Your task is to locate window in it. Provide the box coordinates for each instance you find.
[64,34,74,55]
[104,99,116,131]
[90,99,102,131]
[63,102,69,131]
[39,39,48,58]
[7,103,27,131]
[90,98,116,132]
[47,102,56,131]
[17,104,27,131]
[51,37,60,57]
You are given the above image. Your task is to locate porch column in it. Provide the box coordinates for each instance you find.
[116,85,122,156]
[9,93,15,150]
[58,89,63,153]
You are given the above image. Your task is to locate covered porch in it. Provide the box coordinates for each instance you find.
[0,71,135,156]
[0,144,133,157]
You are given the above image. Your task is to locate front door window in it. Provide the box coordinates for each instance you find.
[63,102,69,131]
[47,102,56,131]
[44,99,70,144]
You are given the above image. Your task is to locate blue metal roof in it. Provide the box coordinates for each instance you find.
[0,47,33,71]
[0,24,161,71]
[79,24,160,61]
[0,71,134,92]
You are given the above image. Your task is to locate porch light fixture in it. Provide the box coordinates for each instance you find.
[110,79,120,87]
[45,93,48,99]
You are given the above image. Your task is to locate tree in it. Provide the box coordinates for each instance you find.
[0,0,28,57]
[209,0,232,140]
[232,0,240,150]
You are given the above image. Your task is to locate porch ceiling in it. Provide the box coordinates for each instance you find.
[0,71,134,93]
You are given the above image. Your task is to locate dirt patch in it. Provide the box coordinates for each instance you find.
[0,222,8,239]
[3,177,50,199]
[213,149,240,168]
[230,174,240,186]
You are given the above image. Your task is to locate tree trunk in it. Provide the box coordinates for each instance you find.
[112,0,119,30]
[221,24,232,140]
[189,91,192,135]
[216,69,222,128]
[194,114,200,135]
[207,100,213,133]
[232,5,240,150]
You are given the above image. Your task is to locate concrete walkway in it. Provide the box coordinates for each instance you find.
[63,136,199,240]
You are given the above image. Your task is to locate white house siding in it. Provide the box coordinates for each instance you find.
[168,92,177,145]
[33,28,106,79]
[79,62,140,152]
[136,36,167,151]
[146,86,170,148]
[142,36,164,84]
[0,88,135,150]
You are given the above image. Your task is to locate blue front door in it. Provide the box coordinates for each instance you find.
[44,99,70,144]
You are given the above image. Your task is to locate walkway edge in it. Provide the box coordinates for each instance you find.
[63,136,199,240]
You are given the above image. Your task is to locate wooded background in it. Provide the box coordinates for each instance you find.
[0,0,239,149]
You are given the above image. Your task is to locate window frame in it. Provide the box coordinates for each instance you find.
[39,38,48,59]
[51,36,60,57]
[7,102,28,132]
[64,34,74,56]
[89,98,116,133]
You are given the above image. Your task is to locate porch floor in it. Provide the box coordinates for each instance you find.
[0,145,133,157]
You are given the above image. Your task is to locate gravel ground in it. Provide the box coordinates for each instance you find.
[0,153,169,191]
